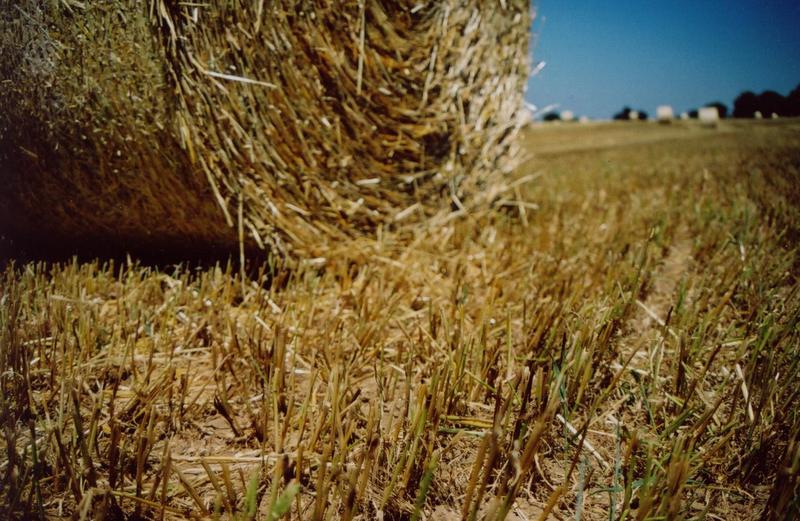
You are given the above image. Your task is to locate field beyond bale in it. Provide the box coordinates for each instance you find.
[2,120,799,520]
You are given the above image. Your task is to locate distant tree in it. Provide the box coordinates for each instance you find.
[613,106,632,120]
[733,91,758,118]
[732,86,800,118]
[757,90,788,117]
[787,83,800,117]
[542,111,561,122]
[688,109,699,119]
[704,101,728,119]
[612,107,648,121]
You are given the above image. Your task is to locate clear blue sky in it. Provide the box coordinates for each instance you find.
[526,1,800,119]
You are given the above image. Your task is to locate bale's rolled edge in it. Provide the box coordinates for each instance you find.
[0,1,242,259]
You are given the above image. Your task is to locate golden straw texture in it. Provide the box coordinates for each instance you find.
[0,1,530,258]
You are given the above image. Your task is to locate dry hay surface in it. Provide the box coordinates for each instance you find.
[0,0,530,258]
[2,121,799,520]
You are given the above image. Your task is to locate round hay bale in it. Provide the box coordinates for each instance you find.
[0,1,531,259]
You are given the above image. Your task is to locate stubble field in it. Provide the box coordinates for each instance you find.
[2,119,799,520]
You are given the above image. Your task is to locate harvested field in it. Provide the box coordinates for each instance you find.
[2,119,800,519]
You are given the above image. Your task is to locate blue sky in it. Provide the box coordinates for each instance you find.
[526,1,800,119]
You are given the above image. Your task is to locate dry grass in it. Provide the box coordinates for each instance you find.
[2,120,799,520]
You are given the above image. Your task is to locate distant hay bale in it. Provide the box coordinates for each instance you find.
[0,1,531,258]
[656,105,674,123]
[560,110,575,122]
[699,106,719,126]
[627,110,639,121]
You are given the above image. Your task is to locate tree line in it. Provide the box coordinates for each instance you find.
[732,84,800,118]
[612,83,799,121]
[539,83,800,122]
[692,85,800,120]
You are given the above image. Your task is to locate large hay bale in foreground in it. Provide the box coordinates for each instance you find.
[0,1,530,258]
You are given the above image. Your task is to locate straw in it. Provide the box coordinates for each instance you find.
[0,1,531,259]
